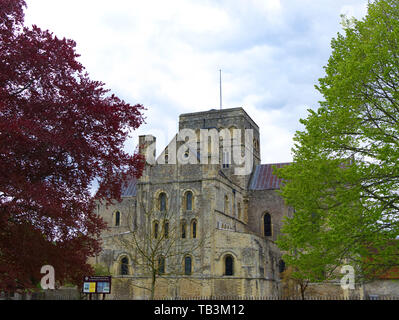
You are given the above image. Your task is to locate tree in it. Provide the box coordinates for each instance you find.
[280,266,309,300]
[0,0,145,292]
[113,197,207,300]
[93,264,111,277]
[276,0,399,284]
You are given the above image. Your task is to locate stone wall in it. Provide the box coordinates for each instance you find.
[363,279,399,297]
[247,189,293,242]
[92,108,288,299]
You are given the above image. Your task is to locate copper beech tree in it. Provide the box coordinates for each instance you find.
[0,0,145,291]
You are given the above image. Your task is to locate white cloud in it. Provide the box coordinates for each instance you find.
[340,3,369,19]
[24,0,369,164]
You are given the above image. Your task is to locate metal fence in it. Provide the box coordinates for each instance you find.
[3,291,399,300]
[155,295,399,300]
[0,288,81,300]
[87,294,399,300]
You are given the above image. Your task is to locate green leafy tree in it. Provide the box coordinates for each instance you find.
[276,0,399,284]
[281,266,312,300]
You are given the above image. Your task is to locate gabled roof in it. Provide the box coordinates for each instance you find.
[249,163,291,190]
[121,177,138,197]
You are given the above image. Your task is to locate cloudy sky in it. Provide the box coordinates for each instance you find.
[24,0,368,164]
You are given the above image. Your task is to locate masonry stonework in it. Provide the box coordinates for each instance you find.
[90,108,292,299]
[91,107,359,299]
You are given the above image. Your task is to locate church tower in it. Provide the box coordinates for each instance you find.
[178,107,261,190]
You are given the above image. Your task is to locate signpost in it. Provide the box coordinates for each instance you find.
[83,276,112,300]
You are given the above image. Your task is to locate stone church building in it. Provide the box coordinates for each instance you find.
[93,107,294,299]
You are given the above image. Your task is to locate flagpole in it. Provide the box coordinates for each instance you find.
[219,69,222,110]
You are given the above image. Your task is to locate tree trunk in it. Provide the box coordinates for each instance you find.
[300,281,308,300]
[301,287,306,300]
[150,272,156,300]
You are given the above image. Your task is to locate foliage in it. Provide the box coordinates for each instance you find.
[276,0,399,283]
[93,264,111,276]
[0,0,145,291]
[281,266,310,300]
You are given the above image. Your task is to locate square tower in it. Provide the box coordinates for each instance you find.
[178,107,261,189]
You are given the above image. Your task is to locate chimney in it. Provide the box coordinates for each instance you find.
[139,135,156,165]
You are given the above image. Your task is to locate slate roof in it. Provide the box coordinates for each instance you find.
[248,163,291,190]
[121,177,138,197]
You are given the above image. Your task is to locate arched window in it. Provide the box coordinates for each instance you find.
[191,219,197,239]
[279,259,286,273]
[159,193,167,212]
[264,213,272,237]
[121,257,129,275]
[163,220,169,239]
[181,220,187,239]
[115,211,120,227]
[253,138,259,152]
[225,255,234,276]
[229,126,237,145]
[184,256,192,275]
[222,151,230,168]
[184,150,189,158]
[224,195,229,214]
[195,129,200,142]
[158,256,165,275]
[153,221,159,239]
[185,191,193,211]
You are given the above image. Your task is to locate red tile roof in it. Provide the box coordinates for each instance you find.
[378,267,399,280]
[249,163,291,190]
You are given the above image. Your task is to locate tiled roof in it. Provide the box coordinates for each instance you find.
[121,177,138,197]
[249,163,291,190]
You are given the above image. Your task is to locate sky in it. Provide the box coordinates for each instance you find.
[24,0,369,164]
